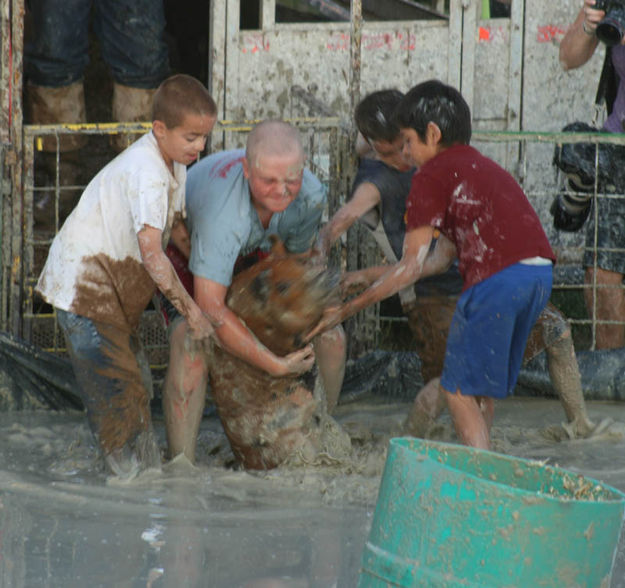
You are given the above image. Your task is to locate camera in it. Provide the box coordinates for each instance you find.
[594,0,625,46]
[550,185,592,232]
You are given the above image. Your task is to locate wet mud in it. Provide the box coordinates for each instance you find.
[1,397,625,587]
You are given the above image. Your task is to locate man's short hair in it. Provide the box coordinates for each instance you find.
[245,120,304,166]
[355,89,404,143]
[393,80,472,146]
[152,74,217,129]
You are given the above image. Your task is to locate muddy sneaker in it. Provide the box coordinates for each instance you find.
[104,430,161,480]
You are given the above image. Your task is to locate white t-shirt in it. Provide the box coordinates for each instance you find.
[36,131,186,330]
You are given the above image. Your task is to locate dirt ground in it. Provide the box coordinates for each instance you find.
[0,396,624,587]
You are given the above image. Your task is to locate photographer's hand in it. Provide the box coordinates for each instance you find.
[560,1,602,70]
[582,0,605,35]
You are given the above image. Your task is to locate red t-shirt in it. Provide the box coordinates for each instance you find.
[405,144,555,290]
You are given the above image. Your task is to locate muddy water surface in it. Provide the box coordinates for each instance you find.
[1,398,625,587]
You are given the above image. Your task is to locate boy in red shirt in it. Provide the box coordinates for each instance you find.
[309,80,555,449]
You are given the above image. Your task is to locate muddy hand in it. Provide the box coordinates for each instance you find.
[281,343,316,375]
[305,306,343,342]
[188,312,215,341]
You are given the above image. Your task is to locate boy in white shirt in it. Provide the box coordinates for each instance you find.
[36,74,218,477]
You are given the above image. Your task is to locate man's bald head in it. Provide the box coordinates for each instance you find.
[245,120,305,168]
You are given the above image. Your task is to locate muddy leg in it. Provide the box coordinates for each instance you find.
[545,329,595,437]
[444,386,491,450]
[57,310,161,477]
[313,325,346,415]
[402,377,447,437]
[162,319,209,463]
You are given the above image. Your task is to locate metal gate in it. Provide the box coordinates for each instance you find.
[1,0,624,360]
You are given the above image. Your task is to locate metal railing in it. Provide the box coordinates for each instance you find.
[9,123,625,364]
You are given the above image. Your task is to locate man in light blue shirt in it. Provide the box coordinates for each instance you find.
[162,121,346,462]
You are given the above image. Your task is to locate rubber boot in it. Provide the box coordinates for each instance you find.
[26,81,88,152]
[111,83,156,152]
[26,82,88,228]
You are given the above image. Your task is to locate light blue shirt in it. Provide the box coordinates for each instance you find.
[186,149,327,286]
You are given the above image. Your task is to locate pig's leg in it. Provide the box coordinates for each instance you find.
[162,319,209,463]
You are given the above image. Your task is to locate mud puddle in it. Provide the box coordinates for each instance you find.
[0,398,624,587]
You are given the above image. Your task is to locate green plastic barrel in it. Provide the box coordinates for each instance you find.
[359,438,625,587]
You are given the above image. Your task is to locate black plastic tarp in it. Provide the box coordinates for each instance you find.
[0,331,624,411]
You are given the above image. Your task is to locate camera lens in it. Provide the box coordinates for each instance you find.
[596,8,625,46]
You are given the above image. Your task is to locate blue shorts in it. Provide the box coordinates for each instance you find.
[440,263,553,399]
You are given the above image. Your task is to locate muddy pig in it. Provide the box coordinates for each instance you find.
[208,237,350,470]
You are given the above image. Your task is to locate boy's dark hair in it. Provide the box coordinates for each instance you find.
[393,80,471,146]
[355,89,405,143]
[152,74,217,129]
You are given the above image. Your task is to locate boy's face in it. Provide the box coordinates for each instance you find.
[154,112,216,167]
[370,137,412,172]
[400,127,439,168]
[243,152,304,216]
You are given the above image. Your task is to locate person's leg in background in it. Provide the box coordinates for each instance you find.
[24,0,91,149]
[24,0,91,222]
[583,191,625,350]
[584,267,625,349]
[96,0,170,151]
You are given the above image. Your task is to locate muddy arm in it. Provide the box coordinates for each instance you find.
[137,225,214,339]
[340,231,455,300]
[307,226,435,339]
[316,182,381,258]
[194,276,314,377]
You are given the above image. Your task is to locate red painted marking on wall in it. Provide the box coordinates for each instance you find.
[326,32,350,51]
[325,31,415,51]
[241,33,270,53]
[536,24,567,43]
[477,25,508,42]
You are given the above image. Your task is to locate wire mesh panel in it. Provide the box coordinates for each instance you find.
[16,119,625,366]
[20,118,351,365]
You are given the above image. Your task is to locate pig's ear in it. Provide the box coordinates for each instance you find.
[269,234,287,256]
[250,269,271,304]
